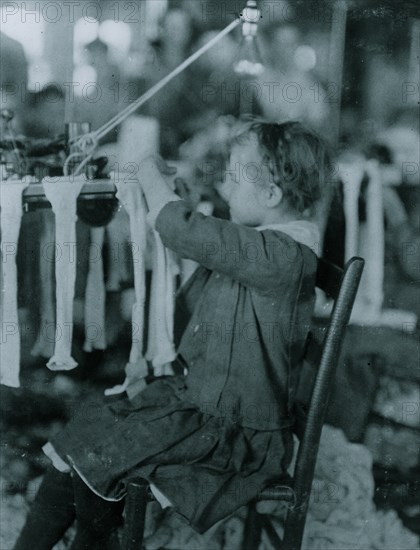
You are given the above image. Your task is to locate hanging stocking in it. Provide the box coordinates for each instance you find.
[145,233,159,369]
[105,208,131,292]
[105,178,148,398]
[0,179,29,387]
[146,231,179,377]
[31,210,56,359]
[42,175,84,370]
[83,226,106,352]
[360,159,384,320]
[316,157,365,320]
[339,157,365,262]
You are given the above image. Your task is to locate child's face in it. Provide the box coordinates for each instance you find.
[222,135,272,226]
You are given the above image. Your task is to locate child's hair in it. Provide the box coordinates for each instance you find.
[230,117,334,214]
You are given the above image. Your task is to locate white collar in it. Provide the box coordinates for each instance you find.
[256,220,321,257]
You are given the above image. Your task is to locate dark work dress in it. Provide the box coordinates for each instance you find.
[49,201,317,532]
[51,375,293,532]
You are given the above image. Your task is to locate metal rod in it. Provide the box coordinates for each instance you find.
[70,16,241,176]
[93,18,241,143]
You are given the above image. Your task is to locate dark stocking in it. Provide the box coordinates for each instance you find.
[13,466,76,550]
[69,473,124,550]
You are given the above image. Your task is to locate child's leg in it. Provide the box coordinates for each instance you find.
[13,466,76,550]
[69,473,124,550]
[14,466,125,550]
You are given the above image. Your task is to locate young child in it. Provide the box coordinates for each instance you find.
[14,119,333,549]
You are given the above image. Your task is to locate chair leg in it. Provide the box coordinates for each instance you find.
[242,502,262,550]
[123,481,149,550]
[281,505,308,550]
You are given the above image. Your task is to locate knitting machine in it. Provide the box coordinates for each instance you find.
[1,110,118,227]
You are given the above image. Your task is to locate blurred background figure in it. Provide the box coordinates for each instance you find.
[0,31,28,134]
[256,23,330,132]
[184,31,242,134]
[76,37,122,143]
[23,86,65,140]
[377,107,420,187]
[373,106,420,317]
[139,9,195,158]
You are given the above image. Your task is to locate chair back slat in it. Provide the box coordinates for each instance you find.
[282,256,364,549]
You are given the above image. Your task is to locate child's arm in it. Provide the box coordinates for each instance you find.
[156,202,303,290]
[138,157,305,291]
[137,156,181,221]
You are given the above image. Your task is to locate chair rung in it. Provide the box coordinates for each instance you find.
[257,485,295,502]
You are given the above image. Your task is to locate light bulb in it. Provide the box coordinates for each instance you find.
[234,35,264,76]
[233,1,264,77]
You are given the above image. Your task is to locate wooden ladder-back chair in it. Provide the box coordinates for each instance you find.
[242,256,365,550]
[123,256,365,550]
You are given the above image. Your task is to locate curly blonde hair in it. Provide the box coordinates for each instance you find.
[230,117,335,214]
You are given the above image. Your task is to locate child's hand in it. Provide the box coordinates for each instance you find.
[138,155,177,187]
[174,177,193,203]
[215,178,232,202]
[137,156,181,222]
[155,156,178,177]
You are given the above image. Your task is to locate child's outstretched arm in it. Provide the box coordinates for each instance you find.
[138,157,309,292]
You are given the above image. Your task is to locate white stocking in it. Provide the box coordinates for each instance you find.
[104,178,148,398]
[0,179,29,387]
[105,208,131,292]
[339,158,365,262]
[83,226,106,352]
[146,231,179,377]
[360,160,384,319]
[324,158,365,321]
[144,200,212,380]
[42,176,84,370]
[31,210,56,359]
